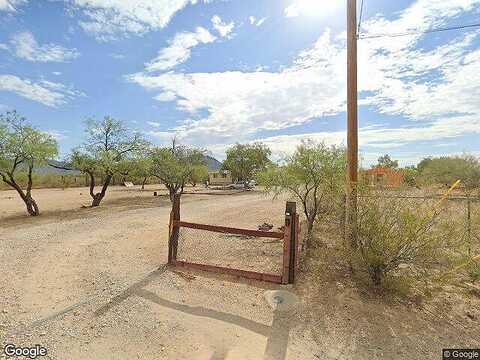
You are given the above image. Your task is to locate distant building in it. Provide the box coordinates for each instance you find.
[209,170,232,186]
[363,167,404,187]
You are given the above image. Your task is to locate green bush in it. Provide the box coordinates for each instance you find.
[351,193,456,286]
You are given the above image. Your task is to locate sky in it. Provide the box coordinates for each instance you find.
[0,0,479,166]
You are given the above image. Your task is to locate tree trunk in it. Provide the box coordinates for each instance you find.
[305,219,314,249]
[25,164,40,216]
[141,177,147,190]
[25,195,40,216]
[167,185,184,203]
[168,187,176,203]
[307,220,314,236]
[90,174,112,207]
[91,193,104,207]
[1,173,40,216]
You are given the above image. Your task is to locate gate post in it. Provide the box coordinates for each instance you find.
[168,193,181,264]
[283,202,298,284]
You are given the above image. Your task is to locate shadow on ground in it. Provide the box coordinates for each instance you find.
[93,265,294,360]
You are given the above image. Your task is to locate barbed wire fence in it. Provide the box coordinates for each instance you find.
[338,192,480,257]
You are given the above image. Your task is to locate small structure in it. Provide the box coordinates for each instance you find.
[208,170,232,186]
[363,167,404,188]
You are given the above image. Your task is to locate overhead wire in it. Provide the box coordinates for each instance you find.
[357,0,365,36]
[356,0,480,39]
[358,22,480,40]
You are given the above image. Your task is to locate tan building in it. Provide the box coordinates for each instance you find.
[209,170,232,186]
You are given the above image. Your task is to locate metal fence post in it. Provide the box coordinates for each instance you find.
[467,195,472,256]
[282,206,292,284]
[168,193,181,264]
[283,202,297,284]
[294,213,301,282]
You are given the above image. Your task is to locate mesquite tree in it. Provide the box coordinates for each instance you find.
[189,165,209,187]
[71,116,144,207]
[127,149,154,190]
[222,143,271,182]
[0,111,58,216]
[259,141,346,245]
[150,142,206,202]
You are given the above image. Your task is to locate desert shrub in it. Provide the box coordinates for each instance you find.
[465,257,480,283]
[402,168,418,187]
[350,193,457,286]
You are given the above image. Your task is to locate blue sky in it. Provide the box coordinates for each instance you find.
[1,0,479,166]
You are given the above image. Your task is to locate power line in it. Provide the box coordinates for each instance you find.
[357,0,365,36]
[358,22,480,40]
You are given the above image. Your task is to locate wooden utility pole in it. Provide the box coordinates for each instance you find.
[346,0,358,246]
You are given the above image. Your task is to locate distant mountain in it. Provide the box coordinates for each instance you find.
[204,155,222,171]
[34,160,81,175]
[33,157,222,174]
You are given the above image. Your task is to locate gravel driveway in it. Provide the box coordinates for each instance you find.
[0,186,316,359]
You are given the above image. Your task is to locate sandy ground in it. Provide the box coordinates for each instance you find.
[0,186,316,360]
[2,186,479,360]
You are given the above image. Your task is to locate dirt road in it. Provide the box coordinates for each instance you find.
[0,186,316,360]
[3,186,478,360]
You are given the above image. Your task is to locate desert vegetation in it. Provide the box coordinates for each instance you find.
[259,141,346,244]
[0,111,58,216]
[2,108,479,295]
[257,146,480,293]
[66,117,146,207]
[222,142,271,182]
[149,140,208,202]
[2,117,480,359]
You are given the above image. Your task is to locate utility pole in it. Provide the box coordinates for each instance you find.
[346,0,358,247]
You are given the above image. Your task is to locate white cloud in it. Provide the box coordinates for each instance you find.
[0,0,26,12]
[147,130,177,143]
[154,91,177,101]
[147,121,161,127]
[69,0,216,41]
[204,115,480,163]
[127,29,346,145]
[284,4,300,18]
[211,15,234,37]
[128,0,480,163]
[256,17,267,26]
[284,1,343,19]
[144,16,234,73]
[357,0,480,120]
[52,71,62,76]
[249,16,267,27]
[0,75,84,107]
[145,27,216,72]
[46,130,69,141]
[1,31,79,62]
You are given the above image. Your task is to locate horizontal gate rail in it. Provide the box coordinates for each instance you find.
[168,194,300,284]
[174,221,284,239]
[174,260,283,283]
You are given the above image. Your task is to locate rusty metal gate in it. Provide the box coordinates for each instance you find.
[167,195,301,284]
